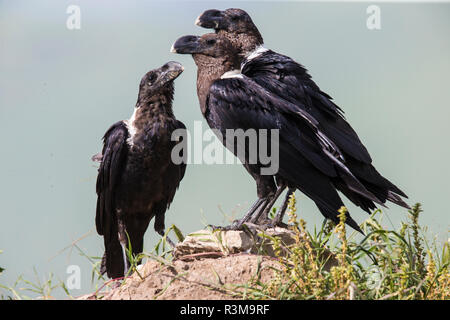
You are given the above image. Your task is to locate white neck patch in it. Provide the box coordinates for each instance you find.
[126,107,139,146]
[220,69,243,79]
[245,45,268,62]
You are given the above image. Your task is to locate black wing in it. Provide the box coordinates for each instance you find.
[242,50,408,206]
[95,121,129,238]
[242,50,372,164]
[165,120,188,209]
[206,76,377,231]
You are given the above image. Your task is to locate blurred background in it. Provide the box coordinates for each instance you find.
[0,0,449,298]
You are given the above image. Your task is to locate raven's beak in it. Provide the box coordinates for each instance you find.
[161,61,184,82]
[195,9,226,29]
[170,35,202,54]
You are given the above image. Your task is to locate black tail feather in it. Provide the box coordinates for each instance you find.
[345,158,409,209]
[316,203,364,235]
[387,191,411,209]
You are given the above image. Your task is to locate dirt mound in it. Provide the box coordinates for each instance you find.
[95,254,278,300]
[79,227,335,300]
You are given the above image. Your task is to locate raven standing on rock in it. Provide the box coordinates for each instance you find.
[172,34,386,233]
[195,8,409,226]
[95,61,187,278]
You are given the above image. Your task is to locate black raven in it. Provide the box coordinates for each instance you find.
[172,34,383,232]
[195,9,409,225]
[95,61,187,278]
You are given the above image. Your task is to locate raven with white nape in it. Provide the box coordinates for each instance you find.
[195,9,409,226]
[95,61,187,278]
[172,34,384,233]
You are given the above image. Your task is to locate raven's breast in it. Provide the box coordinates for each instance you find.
[116,126,175,214]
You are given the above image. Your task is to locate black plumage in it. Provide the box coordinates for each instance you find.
[95,61,186,278]
[195,8,409,222]
[241,51,407,205]
[206,77,380,231]
[172,34,388,232]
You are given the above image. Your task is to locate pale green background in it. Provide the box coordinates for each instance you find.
[0,0,449,298]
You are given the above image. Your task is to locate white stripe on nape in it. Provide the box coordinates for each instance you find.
[245,45,269,62]
[220,69,243,79]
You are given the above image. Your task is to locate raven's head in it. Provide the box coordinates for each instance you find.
[171,33,236,60]
[138,61,184,99]
[195,8,253,33]
[195,8,263,56]
[171,33,240,114]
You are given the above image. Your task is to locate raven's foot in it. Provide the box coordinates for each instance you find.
[207,221,267,234]
[207,220,246,231]
[207,223,226,230]
[164,236,176,249]
[208,217,291,232]
[109,280,122,289]
[263,220,290,230]
[156,230,177,249]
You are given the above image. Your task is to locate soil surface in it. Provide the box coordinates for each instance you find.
[82,254,279,300]
[78,227,335,300]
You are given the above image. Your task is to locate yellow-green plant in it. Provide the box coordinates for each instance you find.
[233,195,449,300]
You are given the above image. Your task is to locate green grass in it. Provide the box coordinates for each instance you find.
[230,195,449,300]
[0,267,72,300]
[0,197,448,300]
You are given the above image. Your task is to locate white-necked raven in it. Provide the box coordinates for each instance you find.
[195,9,409,226]
[95,61,187,278]
[172,34,386,233]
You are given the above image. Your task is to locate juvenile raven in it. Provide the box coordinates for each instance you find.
[172,34,383,232]
[195,9,409,225]
[95,61,187,278]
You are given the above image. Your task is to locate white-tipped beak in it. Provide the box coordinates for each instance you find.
[170,44,177,53]
[194,15,201,26]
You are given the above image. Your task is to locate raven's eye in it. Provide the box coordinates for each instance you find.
[230,16,239,21]
[147,73,157,84]
[206,39,216,45]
